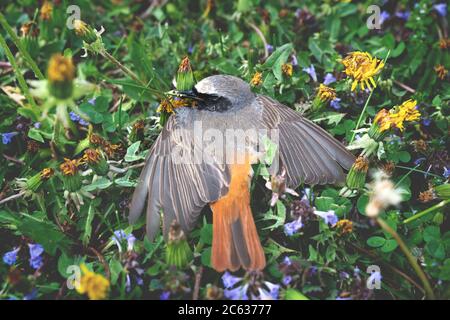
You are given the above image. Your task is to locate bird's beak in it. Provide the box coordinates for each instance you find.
[166,89,199,100]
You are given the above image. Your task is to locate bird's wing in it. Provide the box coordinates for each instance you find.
[129,112,231,240]
[258,95,355,187]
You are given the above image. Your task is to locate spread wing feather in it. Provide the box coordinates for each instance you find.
[129,114,231,240]
[259,95,355,187]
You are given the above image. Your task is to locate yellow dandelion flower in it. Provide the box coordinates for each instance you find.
[335,219,353,235]
[157,98,189,114]
[60,158,83,176]
[83,149,101,164]
[40,1,53,21]
[434,64,448,80]
[341,51,384,91]
[282,63,293,77]
[47,54,75,83]
[40,168,54,180]
[374,99,420,132]
[317,84,336,102]
[250,72,263,86]
[76,264,110,300]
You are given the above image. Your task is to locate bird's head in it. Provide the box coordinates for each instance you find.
[168,75,255,111]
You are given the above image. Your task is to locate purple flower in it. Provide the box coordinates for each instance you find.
[323,73,336,85]
[339,271,350,280]
[380,11,390,24]
[395,10,410,20]
[259,281,279,300]
[188,45,194,54]
[222,272,242,289]
[112,230,136,252]
[1,132,18,145]
[354,266,361,276]
[69,111,80,122]
[414,157,426,166]
[88,98,96,105]
[284,218,303,236]
[24,289,38,300]
[330,98,341,110]
[422,118,431,126]
[78,118,89,126]
[302,64,317,82]
[224,284,249,300]
[291,55,298,67]
[3,247,20,266]
[33,122,41,129]
[160,291,170,300]
[28,243,44,270]
[295,9,302,18]
[443,167,449,178]
[282,275,292,286]
[283,256,292,266]
[266,44,274,54]
[434,3,447,17]
[314,210,338,226]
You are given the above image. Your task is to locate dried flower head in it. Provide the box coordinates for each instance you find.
[335,219,353,235]
[317,84,336,102]
[250,72,263,86]
[60,158,83,176]
[434,64,448,80]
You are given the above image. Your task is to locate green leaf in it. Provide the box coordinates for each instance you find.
[125,141,145,162]
[367,236,386,248]
[315,197,334,211]
[28,128,44,143]
[200,223,213,245]
[201,247,212,268]
[381,239,398,253]
[261,43,293,69]
[423,226,440,242]
[284,288,309,300]
[425,239,445,260]
[82,177,112,192]
[82,203,95,246]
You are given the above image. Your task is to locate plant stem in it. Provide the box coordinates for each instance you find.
[350,50,391,144]
[403,199,449,224]
[377,217,435,299]
[0,33,37,108]
[100,50,144,85]
[0,12,45,80]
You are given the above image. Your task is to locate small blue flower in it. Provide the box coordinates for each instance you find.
[69,111,80,122]
[266,44,274,54]
[222,271,242,289]
[3,247,20,266]
[1,132,18,145]
[33,122,41,129]
[302,64,317,82]
[259,281,279,300]
[414,157,426,166]
[24,289,38,300]
[188,45,194,54]
[160,291,170,300]
[443,167,449,179]
[88,97,96,105]
[295,9,302,18]
[323,73,336,85]
[354,266,361,276]
[395,10,410,20]
[291,55,298,67]
[314,210,338,226]
[224,284,249,300]
[112,230,136,252]
[380,11,390,24]
[284,218,303,236]
[330,98,341,110]
[282,275,292,286]
[78,118,89,126]
[433,3,447,17]
[283,256,292,266]
[28,243,44,269]
[422,118,431,126]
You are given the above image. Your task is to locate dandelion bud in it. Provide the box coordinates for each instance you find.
[83,148,109,176]
[20,22,39,59]
[59,158,83,192]
[40,1,53,21]
[23,168,54,193]
[128,120,145,143]
[176,56,195,92]
[434,183,450,200]
[345,156,369,190]
[47,54,75,100]
[165,220,192,269]
[73,20,98,44]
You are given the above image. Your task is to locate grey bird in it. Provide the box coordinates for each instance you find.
[129,75,355,272]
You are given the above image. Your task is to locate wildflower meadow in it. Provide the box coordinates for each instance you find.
[0,0,449,303]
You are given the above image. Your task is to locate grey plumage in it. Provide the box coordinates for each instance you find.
[129,75,355,240]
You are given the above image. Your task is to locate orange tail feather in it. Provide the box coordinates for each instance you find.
[210,162,266,272]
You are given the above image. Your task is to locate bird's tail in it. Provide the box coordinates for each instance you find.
[210,161,266,272]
